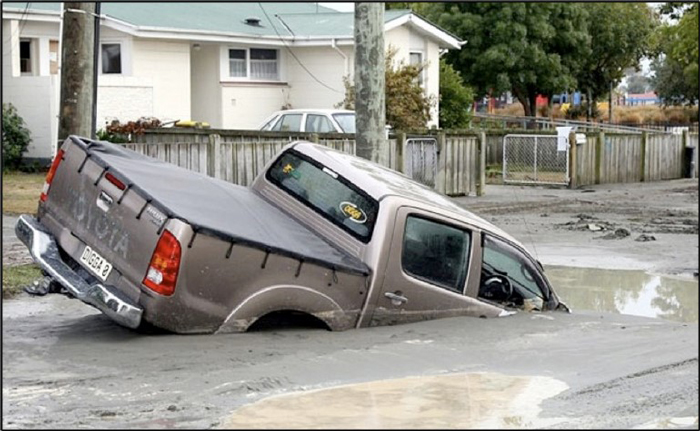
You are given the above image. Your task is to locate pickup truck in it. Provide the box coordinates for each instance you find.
[16,135,569,334]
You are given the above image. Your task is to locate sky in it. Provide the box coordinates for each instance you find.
[318,3,355,12]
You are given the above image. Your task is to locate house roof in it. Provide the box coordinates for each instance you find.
[2,2,462,48]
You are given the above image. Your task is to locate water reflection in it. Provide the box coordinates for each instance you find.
[545,266,698,323]
[219,372,568,429]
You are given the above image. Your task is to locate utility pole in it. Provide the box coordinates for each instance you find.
[91,2,101,139]
[58,2,96,142]
[354,3,385,164]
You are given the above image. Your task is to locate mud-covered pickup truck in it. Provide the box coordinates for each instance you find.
[17,135,568,334]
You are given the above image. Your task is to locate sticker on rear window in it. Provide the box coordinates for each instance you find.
[339,201,367,224]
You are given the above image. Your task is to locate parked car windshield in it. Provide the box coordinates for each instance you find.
[267,150,378,242]
[332,113,356,134]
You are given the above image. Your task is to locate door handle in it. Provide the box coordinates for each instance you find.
[385,291,408,305]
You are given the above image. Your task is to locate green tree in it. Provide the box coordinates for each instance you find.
[438,59,474,129]
[420,3,589,117]
[575,3,657,104]
[338,46,435,131]
[2,103,32,170]
[651,3,698,105]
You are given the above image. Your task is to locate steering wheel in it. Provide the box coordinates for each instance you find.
[481,275,513,302]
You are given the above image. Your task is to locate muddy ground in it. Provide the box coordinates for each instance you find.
[2,179,698,429]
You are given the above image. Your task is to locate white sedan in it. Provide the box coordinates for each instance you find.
[258,109,356,134]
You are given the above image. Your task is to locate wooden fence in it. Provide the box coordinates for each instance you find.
[572,131,695,187]
[126,129,483,196]
[122,128,696,196]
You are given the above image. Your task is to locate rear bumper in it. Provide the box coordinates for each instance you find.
[15,214,143,329]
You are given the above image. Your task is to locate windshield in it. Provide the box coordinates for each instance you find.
[332,113,356,134]
[266,150,378,242]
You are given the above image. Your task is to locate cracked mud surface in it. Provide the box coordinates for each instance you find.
[2,179,698,428]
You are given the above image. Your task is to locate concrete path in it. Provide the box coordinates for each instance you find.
[2,215,32,267]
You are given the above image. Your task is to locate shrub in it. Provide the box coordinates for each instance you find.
[337,46,435,131]
[439,59,474,129]
[2,103,32,170]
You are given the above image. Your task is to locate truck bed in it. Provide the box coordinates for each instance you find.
[73,137,369,276]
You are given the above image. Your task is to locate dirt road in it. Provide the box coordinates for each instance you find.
[2,179,698,429]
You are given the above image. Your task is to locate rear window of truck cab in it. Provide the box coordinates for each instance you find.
[267,150,378,243]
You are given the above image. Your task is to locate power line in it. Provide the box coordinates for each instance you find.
[3,2,31,45]
[258,2,343,94]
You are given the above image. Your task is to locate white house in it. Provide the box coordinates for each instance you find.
[2,2,462,162]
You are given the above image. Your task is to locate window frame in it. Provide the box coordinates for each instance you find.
[480,233,553,302]
[221,46,282,82]
[270,113,303,132]
[305,114,336,133]
[409,50,425,87]
[265,149,379,243]
[19,38,36,76]
[401,214,473,294]
[98,39,131,76]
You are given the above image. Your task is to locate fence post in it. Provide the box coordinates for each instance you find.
[477,131,486,196]
[568,131,577,189]
[209,133,221,179]
[640,132,647,182]
[435,132,446,194]
[309,133,319,144]
[681,129,690,178]
[595,131,604,185]
[396,132,406,173]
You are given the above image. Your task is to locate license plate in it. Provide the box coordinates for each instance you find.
[79,245,113,281]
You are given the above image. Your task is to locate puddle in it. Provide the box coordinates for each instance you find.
[218,372,568,429]
[545,266,698,323]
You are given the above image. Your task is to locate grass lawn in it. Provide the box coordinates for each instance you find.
[2,263,43,298]
[2,171,45,215]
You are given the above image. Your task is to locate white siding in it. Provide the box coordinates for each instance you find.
[190,44,222,127]
[131,39,191,122]
[2,20,60,160]
[285,46,351,111]
[220,84,289,129]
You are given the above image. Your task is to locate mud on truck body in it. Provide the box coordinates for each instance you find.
[16,136,568,334]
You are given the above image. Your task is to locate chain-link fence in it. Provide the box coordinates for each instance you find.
[404,138,438,187]
[503,135,569,185]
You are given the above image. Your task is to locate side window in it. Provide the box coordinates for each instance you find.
[479,235,548,309]
[272,114,302,132]
[402,216,471,293]
[260,115,280,131]
[305,114,335,133]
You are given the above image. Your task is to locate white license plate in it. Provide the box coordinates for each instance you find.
[79,245,113,281]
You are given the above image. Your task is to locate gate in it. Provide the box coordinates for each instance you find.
[503,134,569,185]
[404,138,438,187]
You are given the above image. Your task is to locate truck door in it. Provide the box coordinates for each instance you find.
[369,207,504,327]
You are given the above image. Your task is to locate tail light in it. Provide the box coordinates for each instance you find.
[40,149,65,202]
[143,230,181,296]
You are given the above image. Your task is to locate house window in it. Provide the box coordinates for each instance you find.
[20,39,33,74]
[250,48,278,80]
[409,51,424,86]
[49,40,59,75]
[101,43,122,74]
[226,47,279,81]
[229,49,247,77]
